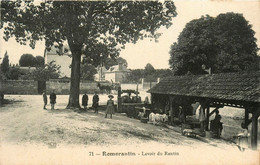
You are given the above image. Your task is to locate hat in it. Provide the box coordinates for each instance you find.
[108,95,114,98]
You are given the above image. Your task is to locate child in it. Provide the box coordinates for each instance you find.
[50,90,56,110]
[105,95,115,119]
[82,93,88,110]
[42,90,47,110]
[92,92,99,113]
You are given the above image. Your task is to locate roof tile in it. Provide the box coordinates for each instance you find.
[148,71,260,103]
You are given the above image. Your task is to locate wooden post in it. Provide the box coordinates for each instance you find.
[251,110,259,150]
[169,96,174,125]
[117,85,122,113]
[245,108,249,126]
[151,93,154,111]
[205,106,210,131]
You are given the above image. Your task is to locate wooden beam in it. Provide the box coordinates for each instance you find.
[205,106,210,131]
[251,110,259,150]
[210,102,244,108]
[117,85,122,113]
[209,108,219,117]
[244,108,249,128]
[169,95,174,125]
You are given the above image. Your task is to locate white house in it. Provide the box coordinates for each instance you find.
[44,45,72,78]
[95,62,131,83]
[45,45,130,81]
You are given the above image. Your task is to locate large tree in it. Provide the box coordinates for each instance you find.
[169,13,259,75]
[1,1,177,108]
[144,63,156,75]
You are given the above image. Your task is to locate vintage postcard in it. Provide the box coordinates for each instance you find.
[0,0,259,164]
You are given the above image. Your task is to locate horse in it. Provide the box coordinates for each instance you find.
[97,82,112,94]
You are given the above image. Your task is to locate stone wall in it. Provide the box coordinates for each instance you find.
[120,83,140,90]
[46,79,100,95]
[0,80,38,94]
[142,82,157,90]
[46,80,70,94]
[0,80,101,95]
[0,80,145,95]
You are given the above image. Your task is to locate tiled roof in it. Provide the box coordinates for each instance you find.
[147,71,260,103]
[105,64,130,73]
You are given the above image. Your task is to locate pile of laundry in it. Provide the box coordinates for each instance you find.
[147,112,168,125]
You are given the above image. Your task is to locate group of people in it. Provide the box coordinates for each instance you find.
[42,90,56,110]
[164,102,187,126]
[82,92,115,118]
[81,92,99,113]
[43,90,115,118]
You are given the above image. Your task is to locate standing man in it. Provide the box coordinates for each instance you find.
[92,92,99,113]
[50,90,56,110]
[178,106,186,124]
[82,93,89,110]
[43,90,47,110]
[144,96,149,105]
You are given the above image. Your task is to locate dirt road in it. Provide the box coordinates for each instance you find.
[0,95,258,165]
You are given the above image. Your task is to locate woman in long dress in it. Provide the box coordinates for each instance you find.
[105,95,115,119]
[237,128,249,151]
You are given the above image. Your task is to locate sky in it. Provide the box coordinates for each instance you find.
[0,0,259,69]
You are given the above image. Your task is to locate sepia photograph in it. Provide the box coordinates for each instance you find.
[0,0,259,164]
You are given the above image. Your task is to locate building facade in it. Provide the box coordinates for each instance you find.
[95,62,131,83]
[44,45,72,78]
[45,46,131,81]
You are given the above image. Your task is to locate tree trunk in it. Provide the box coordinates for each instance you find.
[66,48,81,109]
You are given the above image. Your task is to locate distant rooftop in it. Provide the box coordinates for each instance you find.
[106,63,130,73]
[46,45,71,55]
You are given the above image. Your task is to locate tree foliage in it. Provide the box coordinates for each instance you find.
[31,61,61,81]
[144,63,156,75]
[1,1,177,108]
[124,63,173,83]
[19,54,44,67]
[19,54,36,67]
[35,56,45,66]
[124,69,144,83]
[80,63,97,81]
[169,13,259,75]
[1,51,9,74]
[103,57,128,70]
[6,66,23,80]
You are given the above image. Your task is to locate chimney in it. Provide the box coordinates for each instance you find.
[118,62,123,71]
[59,46,64,55]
